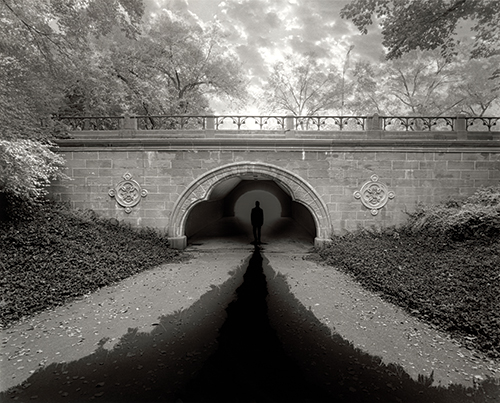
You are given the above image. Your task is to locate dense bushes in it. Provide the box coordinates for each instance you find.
[404,186,500,241]
[0,139,67,200]
[0,200,181,328]
[318,186,500,358]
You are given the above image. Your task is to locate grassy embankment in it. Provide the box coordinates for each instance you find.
[0,201,181,328]
[317,186,500,359]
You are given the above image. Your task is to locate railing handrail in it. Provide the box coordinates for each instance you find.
[55,114,500,118]
[55,114,500,132]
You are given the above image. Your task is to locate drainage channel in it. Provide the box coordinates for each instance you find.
[175,246,333,402]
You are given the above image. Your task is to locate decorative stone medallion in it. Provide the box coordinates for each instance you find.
[109,173,148,213]
[353,174,395,215]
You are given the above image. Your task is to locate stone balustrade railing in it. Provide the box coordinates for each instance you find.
[55,114,499,133]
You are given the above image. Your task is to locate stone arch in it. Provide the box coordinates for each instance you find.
[168,162,332,249]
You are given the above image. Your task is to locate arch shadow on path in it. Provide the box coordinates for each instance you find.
[1,248,498,402]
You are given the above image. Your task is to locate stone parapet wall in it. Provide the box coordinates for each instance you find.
[50,136,500,243]
[67,129,500,141]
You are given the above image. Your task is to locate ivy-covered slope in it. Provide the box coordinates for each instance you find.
[0,202,181,328]
[317,187,500,359]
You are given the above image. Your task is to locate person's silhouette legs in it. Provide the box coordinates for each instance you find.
[253,225,261,244]
[251,201,264,245]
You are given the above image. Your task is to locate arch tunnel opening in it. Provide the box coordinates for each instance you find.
[185,178,316,247]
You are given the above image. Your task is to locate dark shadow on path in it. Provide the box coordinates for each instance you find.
[175,247,332,402]
[263,254,500,403]
[2,248,498,402]
[0,260,249,403]
[177,248,499,403]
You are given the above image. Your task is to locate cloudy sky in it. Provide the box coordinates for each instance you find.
[144,0,385,87]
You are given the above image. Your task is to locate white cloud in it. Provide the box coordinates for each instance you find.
[144,0,386,111]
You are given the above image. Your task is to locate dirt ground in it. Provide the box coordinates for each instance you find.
[1,235,499,402]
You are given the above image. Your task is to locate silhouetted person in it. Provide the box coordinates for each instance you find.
[251,201,264,244]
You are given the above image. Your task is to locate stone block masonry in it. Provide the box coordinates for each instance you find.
[51,133,500,247]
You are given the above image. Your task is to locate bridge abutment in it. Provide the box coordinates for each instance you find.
[168,236,187,249]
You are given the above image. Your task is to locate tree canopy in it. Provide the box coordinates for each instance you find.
[341,0,500,60]
[0,0,146,202]
[100,12,246,117]
[347,49,500,116]
[0,0,246,203]
[263,54,342,116]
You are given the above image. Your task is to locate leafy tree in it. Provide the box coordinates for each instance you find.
[1,0,246,210]
[0,0,144,211]
[348,49,500,117]
[146,14,244,113]
[341,0,500,60]
[348,61,388,115]
[453,55,500,116]
[135,12,245,115]
[347,50,463,116]
[264,54,342,116]
[381,50,463,116]
[0,0,145,131]
[62,10,246,119]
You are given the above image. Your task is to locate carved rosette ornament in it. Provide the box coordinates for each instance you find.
[109,173,148,213]
[353,174,395,215]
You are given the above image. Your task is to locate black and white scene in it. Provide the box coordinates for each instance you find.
[1,0,500,402]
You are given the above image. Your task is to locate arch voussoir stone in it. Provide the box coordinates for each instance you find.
[168,162,332,249]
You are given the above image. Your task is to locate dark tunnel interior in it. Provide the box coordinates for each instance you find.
[185,179,316,246]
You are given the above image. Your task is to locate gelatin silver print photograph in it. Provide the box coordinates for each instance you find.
[1,0,500,401]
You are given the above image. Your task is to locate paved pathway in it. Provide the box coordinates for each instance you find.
[1,238,499,401]
[189,239,500,389]
[0,248,250,400]
[264,249,499,389]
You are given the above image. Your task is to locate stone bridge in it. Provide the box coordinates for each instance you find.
[50,114,500,248]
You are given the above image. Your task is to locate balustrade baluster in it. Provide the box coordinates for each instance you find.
[54,114,499,133]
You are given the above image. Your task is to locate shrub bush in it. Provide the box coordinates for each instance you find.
[0,139,67,200]
[404,186,500,241]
